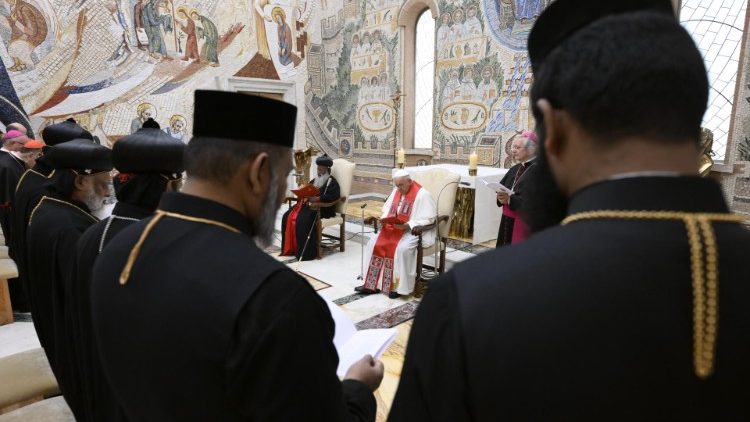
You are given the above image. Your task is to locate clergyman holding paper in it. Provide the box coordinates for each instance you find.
[496,131,538,247]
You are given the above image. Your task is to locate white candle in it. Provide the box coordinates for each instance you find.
[468,151,478,170]
[397,148,405,164]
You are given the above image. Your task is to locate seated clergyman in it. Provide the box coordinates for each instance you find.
[281,154,341,261]
[355,169,436,299]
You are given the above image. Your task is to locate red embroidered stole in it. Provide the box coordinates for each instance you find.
[364,181,421,293]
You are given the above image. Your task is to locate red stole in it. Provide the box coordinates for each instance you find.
[364,182,421,294]
[281,201,303,256]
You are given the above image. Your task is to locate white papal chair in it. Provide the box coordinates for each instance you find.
[408,168,460,297]
[311,158,356,258]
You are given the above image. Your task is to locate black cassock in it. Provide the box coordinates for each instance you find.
[26,193,98,420]
[0,150,27,309]
[11,158,56,311]
[495,159,535,247]
[391,177,750,421]
[91,192,375,421]
[70,201,151,422]
[281,176,341,261]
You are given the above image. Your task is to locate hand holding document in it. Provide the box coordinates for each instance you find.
[481,179,513,195]
[323,298,397,377]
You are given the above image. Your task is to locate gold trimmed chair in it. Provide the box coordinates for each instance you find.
[409,168,460,296]
[310,158,355,258]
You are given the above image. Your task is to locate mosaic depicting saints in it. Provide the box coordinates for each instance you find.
[483,0,552,50]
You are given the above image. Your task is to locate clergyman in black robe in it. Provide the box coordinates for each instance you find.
[71,122,184,422]
[25,139,112,421]
[12,119,92,313]
[390,2,750,420]
[281,154,341,260]
[495,132,537,247]
[0,129,28,310]
[91,91,382,421]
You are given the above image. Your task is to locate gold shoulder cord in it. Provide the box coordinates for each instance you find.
[119,210,241,285]
[562,210,748,379]
[28,195,98,226]
[15,169,55,194]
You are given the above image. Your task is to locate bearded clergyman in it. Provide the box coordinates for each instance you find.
[280,154,341,261]
[25,139,113,417]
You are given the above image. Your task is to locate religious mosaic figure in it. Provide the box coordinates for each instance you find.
[191,10,219,66]
[130,103,156,134]
[177,7,199,62]
[5,0,48,72]
[461,66,477,101]
[141,0,173,59]
[253,0,273,59]
[163,114,187,142]
[451,9,465,43]
[437,13,452,58]
[477,65,499,106]
[514,0,547,21]
[273,7,295,66]
[464,5,482,36]
[441,69,461,107]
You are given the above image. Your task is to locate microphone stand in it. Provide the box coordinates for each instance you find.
[357,203,367,280]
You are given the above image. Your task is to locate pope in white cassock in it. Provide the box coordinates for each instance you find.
[355,170,437,299]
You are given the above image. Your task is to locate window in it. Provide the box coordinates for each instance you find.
[414,9,436,149]
[681,0,748,161]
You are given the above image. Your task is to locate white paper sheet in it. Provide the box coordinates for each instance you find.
[481,179,513,195]
[324,299,397,377]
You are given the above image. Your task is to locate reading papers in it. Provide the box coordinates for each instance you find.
[324,299,397,377]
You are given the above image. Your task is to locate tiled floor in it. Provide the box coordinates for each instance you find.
[270,206,487,419]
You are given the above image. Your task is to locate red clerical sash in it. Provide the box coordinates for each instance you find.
[281,201,303,256]
[364,181,422,294]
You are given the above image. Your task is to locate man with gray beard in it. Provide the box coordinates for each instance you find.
[281,153,341,260]
[25,138,113,417]
[90,91,382,422]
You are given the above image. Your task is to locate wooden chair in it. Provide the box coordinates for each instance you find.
[365,168,461,297]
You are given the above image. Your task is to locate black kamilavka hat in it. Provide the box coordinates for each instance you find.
[528,0,674,72]
[192,90,297,148]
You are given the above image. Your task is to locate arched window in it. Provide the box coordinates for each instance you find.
[414,9,436,149]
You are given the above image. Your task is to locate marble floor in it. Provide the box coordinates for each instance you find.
[270,207,488,419]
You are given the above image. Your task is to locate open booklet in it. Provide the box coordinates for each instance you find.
[480,179,514,195]
[323,298,397,377]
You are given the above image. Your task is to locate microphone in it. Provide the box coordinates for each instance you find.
[360,203,367,209]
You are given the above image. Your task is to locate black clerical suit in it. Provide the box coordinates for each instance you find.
[91,193,375,421]
[26,193,99,420]
[495,159,535,247]
[281,176,341,260]
[390,177,750,421]
[71,201,150,422]
[0,149,27,309]
[11,158,56,311]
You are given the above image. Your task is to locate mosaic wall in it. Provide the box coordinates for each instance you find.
[2,0,313,145]
[719,6,750,217]
[304,0,550,175]
[432,0,549,167]
[2,0,548,178]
